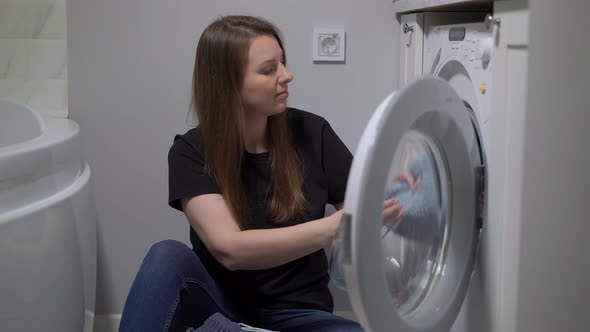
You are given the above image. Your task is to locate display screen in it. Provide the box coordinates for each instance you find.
[449,27,466,41]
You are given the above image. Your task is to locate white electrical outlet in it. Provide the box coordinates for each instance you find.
[313,27,346,62]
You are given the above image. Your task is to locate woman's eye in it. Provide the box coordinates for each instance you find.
[262,66,276,75]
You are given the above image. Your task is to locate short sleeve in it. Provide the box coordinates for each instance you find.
[168,135,220,212]
[321,123,353,205]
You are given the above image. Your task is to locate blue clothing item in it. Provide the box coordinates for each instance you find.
[187,313,243,332]
[120,240,363,332]
[256,308,361,332]
[383,154,443,244]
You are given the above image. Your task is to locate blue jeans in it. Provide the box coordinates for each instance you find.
[119,240,363,332]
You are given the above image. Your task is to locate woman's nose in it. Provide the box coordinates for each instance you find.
[279,64,294,83]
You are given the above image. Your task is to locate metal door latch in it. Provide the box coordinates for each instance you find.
[485,14,501,29]
[403,23,414,34]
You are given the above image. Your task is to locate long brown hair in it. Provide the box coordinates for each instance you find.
[193,15,308,229]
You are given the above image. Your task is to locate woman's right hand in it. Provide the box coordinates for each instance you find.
[329,209,345,237]
[393,171,421,190]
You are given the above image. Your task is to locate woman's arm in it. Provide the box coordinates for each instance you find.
[181,194,343,271]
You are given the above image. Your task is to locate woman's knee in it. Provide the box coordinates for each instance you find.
[147,240,191,259]
[141,240,206,279]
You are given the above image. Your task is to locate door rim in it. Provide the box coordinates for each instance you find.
[342,76,484,332]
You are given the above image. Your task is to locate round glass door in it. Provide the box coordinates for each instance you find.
[382,130,449,318]
[336,77,483,332]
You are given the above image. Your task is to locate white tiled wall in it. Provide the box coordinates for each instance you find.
[0,0,67,117]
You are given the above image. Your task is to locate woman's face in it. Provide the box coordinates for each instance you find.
[240,35,293,117]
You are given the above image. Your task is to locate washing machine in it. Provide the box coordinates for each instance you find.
[330,13,495,332]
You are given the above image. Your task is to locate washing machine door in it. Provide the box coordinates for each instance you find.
[337,76,484,332]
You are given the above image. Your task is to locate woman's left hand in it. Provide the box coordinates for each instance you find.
[382,198,404,226]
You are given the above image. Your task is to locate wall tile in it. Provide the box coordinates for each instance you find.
[28,39,67,79]
[0,39,16,77]
[0,0,67,117]
[0,3,20,38]
[0,79,28,104]
[24,79,67,116]
[0,40,30,79]
[0,2,54,39]
[38,0,66,39]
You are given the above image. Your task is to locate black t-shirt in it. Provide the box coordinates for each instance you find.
[168,108,353,312]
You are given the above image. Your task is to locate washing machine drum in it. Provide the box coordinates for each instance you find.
[329,76,485,332]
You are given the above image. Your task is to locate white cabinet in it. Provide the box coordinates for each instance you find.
[399,13,424,85]
[492,1,590,332]
[485,2,529,332]
[393,0,492,14]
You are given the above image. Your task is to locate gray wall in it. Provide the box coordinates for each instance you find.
[68,0,400,315]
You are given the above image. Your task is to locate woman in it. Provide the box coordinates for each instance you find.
[120,15,406,332]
